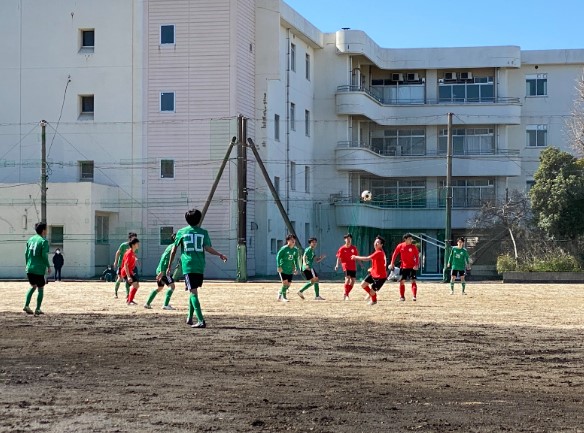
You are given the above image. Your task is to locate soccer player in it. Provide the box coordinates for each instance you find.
[351,235,387,306]
[145,233,177,310]
[335,233,359,300]
[112,232,137,298]
[23,222,51,315]
[447,237,471,295]
[167,209,227,329]
[297,237,326,301]
[276,234,300,302]
[389,233,420,302]
[121,238,141,305]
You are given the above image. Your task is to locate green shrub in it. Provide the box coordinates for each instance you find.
[522,253,580,272]
[496,254,516,273]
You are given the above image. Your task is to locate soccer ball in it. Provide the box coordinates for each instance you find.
[361,190,372,201]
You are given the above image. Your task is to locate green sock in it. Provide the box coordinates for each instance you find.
[462,282,466,292]
[281,286,288,298]
[314,282,320,297]
[24,287,35,307]
[36,288,44,311]
[114,280,120,295]
[164,289,174,306]
[146,290,158,306]
[187,297,194,321]
[190,293,204,322]
[450,282,454,291]
[125,282,130,297]
[300,282,312,293]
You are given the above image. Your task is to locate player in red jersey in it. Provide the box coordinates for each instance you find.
[351,235,387,306]
[389,233,420,302]
[335,233,359,300]
[120,238,140,305]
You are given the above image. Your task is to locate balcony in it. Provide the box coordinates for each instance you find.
[336,141,521,177]
[336,85,521,126]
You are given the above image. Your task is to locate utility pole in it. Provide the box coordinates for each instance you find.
[40,120,48,223]
[237,115,248,282]
[443,112,453,282]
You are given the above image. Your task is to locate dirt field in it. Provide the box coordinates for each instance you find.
[0,279,583,433]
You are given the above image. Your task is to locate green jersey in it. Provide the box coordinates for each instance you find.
[448,247,469,270]
[25,234,50,275]
[302,246,316,271]
[276,245,299,274]
[174,225,211,274]
[156,244,174,274]
[116,242,130,267]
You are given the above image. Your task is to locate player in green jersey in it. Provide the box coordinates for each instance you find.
[167,209,227,329]
[112,232,137,299]
[447,237,471,295]
[145,233,177,310]
[297,237,326,301]
[23,222,51,316]
[276,234,300,302]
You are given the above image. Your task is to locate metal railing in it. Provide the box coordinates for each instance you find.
[336,141,520,157]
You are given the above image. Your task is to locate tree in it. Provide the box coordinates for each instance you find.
[529,147,584,239]
[567,70,584,155]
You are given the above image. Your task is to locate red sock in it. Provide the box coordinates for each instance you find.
[412,282,417,297]
[363,285,372,295]
[371,291,377,302]
[399,282,405,298]
[128,287,138,303]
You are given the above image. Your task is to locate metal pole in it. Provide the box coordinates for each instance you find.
[443,112,453,282]
[40,120,48,223]
[237,116,248,282]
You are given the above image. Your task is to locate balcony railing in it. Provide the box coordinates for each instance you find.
[330,194,496,209]
[337,141,520,157]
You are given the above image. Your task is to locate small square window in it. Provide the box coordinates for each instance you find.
[95,215,109,245]
[305,53,310,81]
[81,95,94,114]
[526,125,547,147]
[160,226,174,245]
[290,43,296,72]
[50,226,64,245]
[79,160,94,181]
[161,92,175,112]
[526,74,547,96]
[160,25,175,44]
[161,159,174,178]
[270,238,277,254]
[81,29,94,48]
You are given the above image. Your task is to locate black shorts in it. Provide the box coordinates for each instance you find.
[184,273,204,291]
[279,273,293,283]
[157,274,175,287]
[344,269,357,278]
[400,268,417,281]
[27,273,46,288]
[364,274,386,292]
[303,269,317,280]
[451,269,466,278]
[124,274,139,284]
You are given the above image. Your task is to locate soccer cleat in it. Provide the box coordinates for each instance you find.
[162,305,176,310]
[450,290,454,295]
[297,291,305,300]
[399,297,405,302]
[186,317,193,326]
[343,295,350,301]
[191,321,206,329]
[314,296,325,301]
[127,301,137,306]
[369,300,377,306]
[114,295,118,299]
[412,297,417,301]
[34,309,44,316]
[462,291,467,295]
[23,306,34,315]
[280,297,289,303]
[277,293,282,301]
[144,304,152,309]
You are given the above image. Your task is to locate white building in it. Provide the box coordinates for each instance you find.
[1,0,583,278]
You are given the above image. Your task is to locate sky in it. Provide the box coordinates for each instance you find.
[284,0,584,50]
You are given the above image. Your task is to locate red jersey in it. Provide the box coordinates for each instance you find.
[369,249,387,279]
[120,248,136,278]
[391,242,419,269]
[336,245,359,271]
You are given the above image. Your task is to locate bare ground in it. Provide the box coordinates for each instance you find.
[0,280,583,433]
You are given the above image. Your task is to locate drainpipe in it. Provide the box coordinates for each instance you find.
[285,28,291,213]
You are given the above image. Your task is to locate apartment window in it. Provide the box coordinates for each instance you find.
[290,43,296,72]
[304,166,310,193]
[526,180,535,193]
[274,176,280,196]
[79,95,94,119]
[290,162,296,191]
[160,25,175,44]
[438,127,495,155]
[438,76,494,103]
[160,226,174,245]
[161,159,175,178]
[161,92,175,112]
[371,128,426,156]
[50,226,64,246]
[527,125,547,147]
[95,215,109,244]
[270,238,277,254]
[526,74,547,96]
[274,114,280,141]
[290,103,295,130]
[80,29,95,52]
[439,178,495,208]
[305,110,310,137]
[79,160,94,181]
[365,178,426,208]
[305,53,311,81]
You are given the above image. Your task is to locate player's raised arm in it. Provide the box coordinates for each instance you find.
[204,245,227,262]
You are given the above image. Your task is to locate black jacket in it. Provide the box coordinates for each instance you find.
[53,253,64,268]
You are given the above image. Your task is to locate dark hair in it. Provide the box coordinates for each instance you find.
[456,237,465,243]
[35,222,47,235]
[308,237,317,244]
[285,234,296,241]
[185,209,202,227]
[129,238,140,246]
[375,235,385,246]
[128,232,137,240]
[403,233,413,240]
[343,233,352,239]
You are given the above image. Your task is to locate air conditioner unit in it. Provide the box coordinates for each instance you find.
[391,73,404,82]
[444,72,457,81]
[460,72,473,80]
[406,73,419,81]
